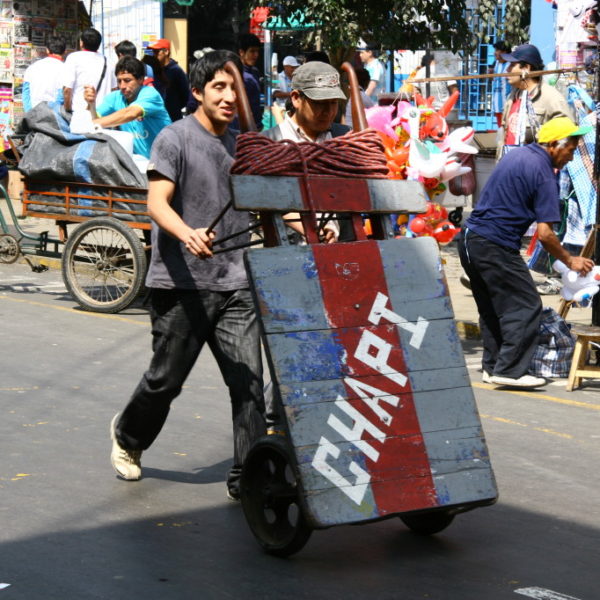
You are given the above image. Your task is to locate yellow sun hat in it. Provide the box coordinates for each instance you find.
[537,116,592,144]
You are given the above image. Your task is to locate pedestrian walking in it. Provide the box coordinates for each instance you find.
[109,50,266,501]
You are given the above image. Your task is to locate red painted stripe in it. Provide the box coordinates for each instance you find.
[312,241,438,514]
[304,177,371,212]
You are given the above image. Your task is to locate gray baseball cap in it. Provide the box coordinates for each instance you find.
[291,61,346,101]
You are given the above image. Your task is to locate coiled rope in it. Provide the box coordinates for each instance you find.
[231,129,389,178]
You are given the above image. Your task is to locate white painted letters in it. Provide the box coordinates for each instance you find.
[311,290,429,505]
[355,329,407,387]
[368,291,429,349]
[327,395,386,461]
[344,376,399,426]
[312,436,371,504]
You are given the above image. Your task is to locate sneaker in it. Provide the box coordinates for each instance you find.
[110,413,142,481]
[482,370,492,384]
[226,486,240,502]
[489,374,546,388]
[536,278,562,295]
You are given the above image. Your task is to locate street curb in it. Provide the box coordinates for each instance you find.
[18,255,62,271]
[16,253,484,341]
[455,320,482,340]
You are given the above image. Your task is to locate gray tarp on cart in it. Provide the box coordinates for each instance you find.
[17,102,149,222]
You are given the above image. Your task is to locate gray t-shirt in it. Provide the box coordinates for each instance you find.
[145,117,250,291]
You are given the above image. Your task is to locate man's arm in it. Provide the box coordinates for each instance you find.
[147,173,214,258]
[365,79,377,97]
[537,222,594,274]
[84,86,144,128]
[63,87,73,112]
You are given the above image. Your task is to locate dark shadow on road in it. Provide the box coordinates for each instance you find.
[1,497,598,600]
[141,458,233,485]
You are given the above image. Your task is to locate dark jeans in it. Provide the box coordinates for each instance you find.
[458,230,542,378]
[116,288,266,491]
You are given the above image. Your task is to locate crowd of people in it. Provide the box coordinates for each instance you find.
[18,27,597,482]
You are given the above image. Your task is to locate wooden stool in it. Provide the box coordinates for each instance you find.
[567,325,600,391]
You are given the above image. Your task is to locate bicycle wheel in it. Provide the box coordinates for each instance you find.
[62,217,146,313]
[0,234,19,264]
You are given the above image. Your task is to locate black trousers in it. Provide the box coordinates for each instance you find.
[458,230,542,378]
[115,288,266,490]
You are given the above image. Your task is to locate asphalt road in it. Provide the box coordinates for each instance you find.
[1,261,599,600]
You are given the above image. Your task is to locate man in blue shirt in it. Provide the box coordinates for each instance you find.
[84,56,171,158]
[148,38,190,122]
[459,117,594,388]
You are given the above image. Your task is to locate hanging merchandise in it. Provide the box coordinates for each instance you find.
[366,91,478,245]
[0,0,80,145]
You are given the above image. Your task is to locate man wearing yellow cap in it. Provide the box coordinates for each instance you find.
[458,116,595,389]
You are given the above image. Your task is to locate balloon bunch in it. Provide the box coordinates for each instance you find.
[408,201,459,245]
[365,91,478,199]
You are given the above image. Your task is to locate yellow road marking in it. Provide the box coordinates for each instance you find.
[0,295,147,326]
[0,386,39,392]
[480,413,574,439]
[480,414,527,427]
[472,381,600,411]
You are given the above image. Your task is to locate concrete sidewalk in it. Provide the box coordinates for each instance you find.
[2,197,595,338]
[440,242,594,338]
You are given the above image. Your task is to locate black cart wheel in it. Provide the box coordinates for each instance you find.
[62,217,146,313]
[448,208,463,226]
[240,436,312,557]
[400,511,455,535]
[0,233,19,264]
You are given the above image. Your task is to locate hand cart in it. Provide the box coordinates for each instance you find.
[0,175,149,313]
[222,61,498,557]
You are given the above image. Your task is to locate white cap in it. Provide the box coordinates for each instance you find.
[283,55,299,67]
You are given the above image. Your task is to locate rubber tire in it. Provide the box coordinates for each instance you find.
[62,217,146,313]
[240,436,312,557]
[448,209,463,226]
[0,233,19,264]
[400,511,455,535]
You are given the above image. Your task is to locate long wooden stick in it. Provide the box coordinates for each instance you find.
[410,66,585,84]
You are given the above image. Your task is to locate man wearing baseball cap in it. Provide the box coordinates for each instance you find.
[273,55,299,107]
[262,61,351,430]
[148,38,189,121]
[265,61,347,143]
[458,116,594,389]
[497,43,572,158]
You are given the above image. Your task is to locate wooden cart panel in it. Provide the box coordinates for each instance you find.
[22,178,150,230]
[246,237,497,528]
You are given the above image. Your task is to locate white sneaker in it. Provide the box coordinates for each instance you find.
[110,413,142,481]
[482,371,492,384]
[489,374,546,388]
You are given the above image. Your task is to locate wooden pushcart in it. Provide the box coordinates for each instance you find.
[0,176,149,313]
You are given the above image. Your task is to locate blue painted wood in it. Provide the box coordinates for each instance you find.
[266,319,465,384]
[244,237,498,527]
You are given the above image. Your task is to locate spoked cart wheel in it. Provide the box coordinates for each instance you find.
[0,233,20,264]
[240,435,312,557]
[400,510,455,535]
[62,217,147,313]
